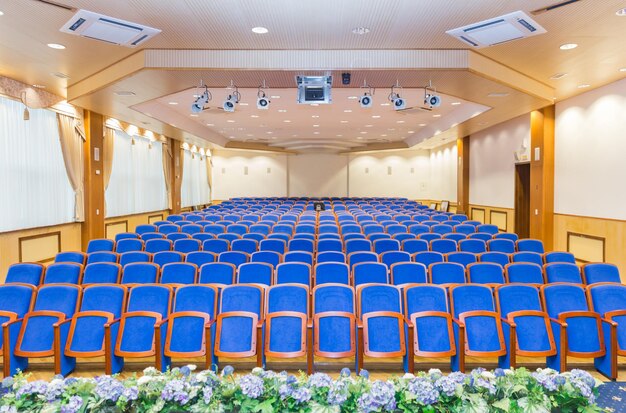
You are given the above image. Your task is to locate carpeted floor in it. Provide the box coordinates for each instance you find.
[596,382,626,413]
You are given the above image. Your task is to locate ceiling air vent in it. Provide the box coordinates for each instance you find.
[60,9,161,47]
[446,11,546,48]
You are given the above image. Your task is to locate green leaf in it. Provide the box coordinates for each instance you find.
[492,398,511,412]
[253,399,276,413]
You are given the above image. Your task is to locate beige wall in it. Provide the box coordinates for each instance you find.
[468,204,515,233]
[0,223,82,283]
[104,210,169,239]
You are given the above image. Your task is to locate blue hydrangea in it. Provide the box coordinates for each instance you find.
[532,371,559,392]
[239,374,264,399]
[60,396,83,413]
[408,377,440,405]
[327,381,349,406]
[2,377,14,389]
[122,386,138,401]
[292,387,312,404]
[340,368,351,377]
[45,379,66,401]
[357,380,396,413]
[0,406,17,413]
[180,366,191,377]
[475,377,496,395]
[94,376,125,402]
[435,376,458,397]
[286,375,298,385]
[447,372,467,385]
[203,386,213,404]
[570,370,596,389]
[279,384,293,399]
[494,368,505,378]
[161,379,190,405]
[222,365,234,376]
[308,373,332,388]
[359,369,370,380]
[15,381,48,399]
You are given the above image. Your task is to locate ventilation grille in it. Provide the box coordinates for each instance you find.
[446,11,546,48]
[60,9,161,47]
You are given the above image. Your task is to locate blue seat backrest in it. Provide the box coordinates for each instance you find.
[267,285,308,314]
[544,263,582,284]
[127,285,171,319]
[5,263,44,285]
[542,284,588,319]
[505,263,543,284]
[451,285,495,318]
[404,285,448,316]
[0,284,34,318]
[430,262,465,284]
[314,284,355,313]
[497,285,541,317]
[583,263,621,284]
[391,262,427,285]
[588,284,626,317]
[174,285,217,318]
[468,263,505,284]
[220,285,263,317]
[81,285,126,318]
[34,285,80,318]
[358,285,401,317]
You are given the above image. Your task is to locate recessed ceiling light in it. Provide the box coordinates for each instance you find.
[451,102,461,106]
[408,130,415,133]
[418,123,426,126]
[619,68,626,72]
[252,27,269,34]
[292,134,298,137]
[206,123,214,126]
[352,27,370,35]
[168,101,178,105]
[371,115,381,119]
[270,95,280,99]
[311,115,319,118]
[365,125,373,127]
[239,103,249,106]
[487,92,510,97]
[310,103,319,106]
[47,43,66,49]
[336,134,343,137]
[360,131,367,134]
[313,131,320,134]
[616,8,626,16]
[32,84,46,89]
[251,115,259,118]
[229,136,235,139]
[356,136,364,140]
[559,43,578,50]
[278,109,287,113]
[0,11,4,16]
[344,109,352,113]
[348,96,358,100]
[114,90,135,96]
[51,72,70,79]
[381,134,387,137]
[433,114,441,118]
[190,114,199,117]
[340,120,348,123]
[396,120,405,123]
[387,128,395,131]
[266,131,273,134]
[578,84,591,88]
[313,124,319,127]
[380,103,390,106]
[283,120,291,123]
[550,72,568,80]
[227,119,235,123]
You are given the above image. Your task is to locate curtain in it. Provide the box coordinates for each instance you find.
[103,127,115,190]
[105,130,168,217]
[206,155,213,203]
[0,96,75,232]
[56,113,85,221]
[162,140,172,209]
[181,150,210,208]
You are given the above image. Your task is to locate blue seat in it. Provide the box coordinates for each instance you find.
[185,251,217,268]
[5,263,45,286]
[479,252,510,268]
[238,262,273,286]
[250,251,282,269]
[451,214,468,222]
[272,224,294,237]
[345,239,372,255]
[353,262,388,286]
[477,224,499,235]
[454,224,476,235]
[159,225,180,235]
[214,285,265,368]
[275,263,311,286]
[347,251,378,271]
[443,233,466,242]
[494,233,519,242]
[458,239,487,254]
[231,239,258,255]
[401,239,429,254]
[181,224,203,236]
[87,252,119,264]
[512,251,543,266]
[55,251,87,265]
[368,233,391,242]
[58,284,127,375]
[445,252,477,268]
[110,285,173,373]
[121,263,159,284]
[408,224,430,236]
[413,251,444,268]
[505,263,544,284]
[260,239,287,255]
[115,239,143,254]
[450,284,506,372]
[487,239,515,254]
[363,224,384,236]
[173,239,201,254]
[432,224,454,235]
[249,224,271,236]
[467,232,493,242]
[161,262,197,285]
[153,251,184,268]
[283,251,313,266]
[136,225,157,235]
[541,283,605,374]
[145,239,172,254]
[316,251,346,264]
[467,262,505,285]
[373,239,400,254]
[43,263,83,284]
[167,233,190,242]
[119,251,151,267]
[288,238,314,253]
[544,263,583,284]
[386,224,408,236]
[0,283,36,376]
[392,233,415,242]
[295,224,316,235]
[587,283,626,379]
[583,263,621,284]
[140,232,165,241]
[227,224,248,236]
[380,251,411,268]
[13,284,81,375]
[199,262,236,285]
[390,262,427,285]
[430,239,457,254]
[83,262,122,284]
[167,214,184,222]
[357,284,409,372]
[544,252,576,264]
[403,285,456,367]
[218,251,249,268]
[495,284,556,369]
[204,224,226,235]
[418,233,441,243]
[343,233,366,241]
[516,239,545,254]
[318,225,339,235]
[87,239,115,253]
[242,233,265,243]
[203,239,230,255]
[315,262,350,286]
[430,262,466,285]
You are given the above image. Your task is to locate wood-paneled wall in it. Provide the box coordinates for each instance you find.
[468,204,515,233]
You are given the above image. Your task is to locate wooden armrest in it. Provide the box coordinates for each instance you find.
[549,317,567,328]
[104,318,121,328]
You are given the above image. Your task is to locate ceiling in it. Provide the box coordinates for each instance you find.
[0,0,624,152]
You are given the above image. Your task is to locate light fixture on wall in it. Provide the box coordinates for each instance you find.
[20,91,30,121]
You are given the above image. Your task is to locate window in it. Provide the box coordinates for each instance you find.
[105,130,167,217]
[0,96,75,232]
[181,150,210,207]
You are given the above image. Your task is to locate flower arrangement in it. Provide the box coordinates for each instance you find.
[0,366,604,413]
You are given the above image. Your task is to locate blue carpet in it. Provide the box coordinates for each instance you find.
[596,382,626,412]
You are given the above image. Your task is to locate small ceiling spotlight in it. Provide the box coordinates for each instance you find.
[257,81,270,110]
[359,80,374,108]
[423,81,441,108]
[388,83,405,111]
[223,82,241,113]
[191,82,212,113]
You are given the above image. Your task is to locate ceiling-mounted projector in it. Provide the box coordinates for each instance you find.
[296,76,332,104]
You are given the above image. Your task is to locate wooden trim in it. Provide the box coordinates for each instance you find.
[148,214,164,224]
[555,212,626,224]
[489,210,508,232]
[470,207,486,223]
[457,136,470,214]
[566,231,605,263]
[18,231,61,263]
[105,220,128,238]
[410,311,456,357]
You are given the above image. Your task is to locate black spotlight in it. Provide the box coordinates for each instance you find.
[342,72,351,85]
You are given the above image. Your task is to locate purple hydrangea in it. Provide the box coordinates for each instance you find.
[474,377,496,395]
[94,376,125,402]
[239,374,264,399]
[161,379,190,405]
[122,386,138,401]
[569,370,595,402]
[202,386,213,404]
[292,387,312,404]
[435,376,459,397]
[340,368,351,377]
[222,365,234,376]
[279,384,293,399]
[15,381,48,399]
[327,381,349,406]
[357,380,396,413]
[60,396,83,413]
[44,379,66,402]
[447,372,467,384]
[308,373,332,388]
[359,369,370,379]
[532,371,559,392]
[0,406,17,413]
[286,375,297,385]
[408,377,440,405]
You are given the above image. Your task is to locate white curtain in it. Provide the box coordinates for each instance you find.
[181,150,210,208]
[0,96,75,232]
[105,130,167,217]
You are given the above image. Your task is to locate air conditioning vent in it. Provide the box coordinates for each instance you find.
[446,11,546,48]
[60,9,161,47]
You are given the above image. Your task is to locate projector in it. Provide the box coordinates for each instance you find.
[392,97,406,110]
[223,95,237,112]
[424,94,441,108]
[257,97,270,109]
[359,93,373,108]
[296,76,332,104]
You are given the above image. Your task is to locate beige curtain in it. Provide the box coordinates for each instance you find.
[206,155,213,203]
[56,113,85,221]
[162,140,173,209]
[103,127,115,190]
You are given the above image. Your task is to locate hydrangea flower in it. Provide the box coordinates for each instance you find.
[239,374,264,399]
[359,369,370,380]
[308,373,332,388]
[0,406,17,413]
[435,376,458,397]
[357,380,396,412]
[122,386,138,401]
[161,379,190,405]
[532,369,559,392]
[327,380,349,406]
[292,387,312,404]
[44,378,66,401]
[408,377,440,405]
[15,381,48,399]
[279,384,293,399]
[202,386,213,404]
[94,376,125,402]
[340,368,351,377]
[222,365,234,377]
[60,396,83,413]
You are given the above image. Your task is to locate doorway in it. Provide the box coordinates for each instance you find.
[514,163,530,238]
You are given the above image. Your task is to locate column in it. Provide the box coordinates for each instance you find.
[81,110,105,250]
[456,136,470,214]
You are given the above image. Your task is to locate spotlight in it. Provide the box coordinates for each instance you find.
[424,93,441,108]
[191,86,211,113]
[388,83,406,111]
[222,82,241,112]
[257,84,270,109]
[359,93,372,108]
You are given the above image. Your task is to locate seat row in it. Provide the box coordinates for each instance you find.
[3,282,623,379]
